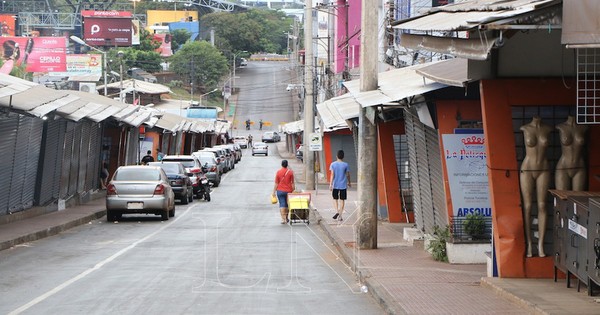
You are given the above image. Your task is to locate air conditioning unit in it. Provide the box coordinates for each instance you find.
[79,83,97,94]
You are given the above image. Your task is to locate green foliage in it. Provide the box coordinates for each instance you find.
[427,225,450,262]
[170,29,192,53]
[201,9,294,54]
[135,28,161,52]
[168,80,184,88]
[106,48,162,78]
[463,213,486,239]
[169,41,228,91]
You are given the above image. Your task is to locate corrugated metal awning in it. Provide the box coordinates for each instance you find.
[316,94,360,131]
[415,58,474,87]
[342,61,449,107]
[281,119,304,134]
[101,79,171,95]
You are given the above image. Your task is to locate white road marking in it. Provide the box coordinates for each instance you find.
[8,205,194,315]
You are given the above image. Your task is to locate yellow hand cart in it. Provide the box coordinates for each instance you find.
[287,192,311,225]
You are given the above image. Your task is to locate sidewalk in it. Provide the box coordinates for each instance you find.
[1,146,599,313]
[278,142,600,314]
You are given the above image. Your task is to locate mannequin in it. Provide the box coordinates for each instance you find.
[555,116,589,191]
[519,116,552,257]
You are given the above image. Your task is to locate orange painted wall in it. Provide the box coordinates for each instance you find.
[377,120,406,222]
[480,79,578,278]
[436,100,482,221]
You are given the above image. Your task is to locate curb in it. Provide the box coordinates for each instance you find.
[480,278,546,315]
[0,209,106,251]
[311,206,406,315]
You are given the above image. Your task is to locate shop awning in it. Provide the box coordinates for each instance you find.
[101,79,171,95]
[391,0,561,59]
[415,58,475,87]
[316,94,360,131]
[281,119,304,134]
[342,61,450,107]
[562,0,600,47]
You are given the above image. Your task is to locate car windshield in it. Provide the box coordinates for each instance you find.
[148,162,181,174]
[114,168,161,181]
[163,158,195,168]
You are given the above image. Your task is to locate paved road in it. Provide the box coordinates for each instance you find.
[0,61,382,315]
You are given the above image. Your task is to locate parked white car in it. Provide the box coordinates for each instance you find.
[233,136,249,148]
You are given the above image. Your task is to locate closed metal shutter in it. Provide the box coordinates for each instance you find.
[78,122,91,193]
[60,123,74,199]
[125,128,139,166]
[404,110,447,234]
[0,114,19,215]
[38,119,64,205]
[20,116,43,210]
[87,123,101,191]
[328,134,357,182]
[69,124,82,196]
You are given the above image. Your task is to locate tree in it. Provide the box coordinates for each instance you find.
[170,29,192,53]
[169,41,228,91]
[201,9,294,54]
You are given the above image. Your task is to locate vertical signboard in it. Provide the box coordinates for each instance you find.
[442,134,491,218]
[81,11,133,46]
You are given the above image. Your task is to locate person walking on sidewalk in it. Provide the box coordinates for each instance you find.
[273,160,295,224]
[330,150,351,221]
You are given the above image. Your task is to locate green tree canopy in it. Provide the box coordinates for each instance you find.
[169,41,228,91]
[201,9,294,54]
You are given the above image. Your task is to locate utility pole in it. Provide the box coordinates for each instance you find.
[304,0,315,190]
[357,0,378,249]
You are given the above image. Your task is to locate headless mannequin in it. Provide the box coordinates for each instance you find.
[519,116,552,257]
[555,116,589,191]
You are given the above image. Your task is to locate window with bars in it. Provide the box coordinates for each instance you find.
[394,134,413,213]
[576,48,600,124]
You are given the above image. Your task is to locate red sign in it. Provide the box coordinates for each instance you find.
[153,33,173,57]
[83,13,132,46]
[0,37,67,73]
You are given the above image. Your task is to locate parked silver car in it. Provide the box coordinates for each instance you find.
[105,165,175,221]
[261,131,281,143]
[192,152,222,187]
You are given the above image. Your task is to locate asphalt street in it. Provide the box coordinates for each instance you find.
[0,61,382,315]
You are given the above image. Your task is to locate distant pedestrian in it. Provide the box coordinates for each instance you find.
[157,148,165,161]
[259,119,263,130]
[100,162,109,189]
[273,160,295,224]
[141,150,154,165]
[329,150,351,221]
[248,134,253,146]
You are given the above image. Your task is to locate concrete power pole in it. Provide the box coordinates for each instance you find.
[304,0,315,190]
[357,0,378,249]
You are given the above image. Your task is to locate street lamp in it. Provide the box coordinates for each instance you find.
[232,50,247,93]
[199,88,218,106]
[70,35,107,96]
[117,50,124,102]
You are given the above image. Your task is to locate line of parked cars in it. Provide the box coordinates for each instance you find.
[105,143,244,222]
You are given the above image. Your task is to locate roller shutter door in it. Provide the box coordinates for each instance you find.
[38,119,65,205]
[0,114,18,215]
[78,122,91,193]
[60,123,75,199]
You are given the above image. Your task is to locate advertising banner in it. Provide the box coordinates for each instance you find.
[153,33,172,57]
[0,14,16,36]
[82,11,133,46]
[131,20,140,45]
[442,134,491,217]
[49,54,102,77]
[0,37,67,73]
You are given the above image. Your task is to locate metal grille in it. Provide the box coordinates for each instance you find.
[394,134,414,214]
[404,109,447,234]
[450,215,493,242]
[576,48,600,124]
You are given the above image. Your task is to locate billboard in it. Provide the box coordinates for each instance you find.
[0,37,67,73]
[153,33,173,57]
[49,54,102,77]
[0,14,16,37]
[82,11,133,46]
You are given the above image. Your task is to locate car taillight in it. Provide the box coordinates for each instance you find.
[190,168,201,174]
[210,166,217,172]
[174,179,184,185]
[154,184,166,195]
[106,184,117,196]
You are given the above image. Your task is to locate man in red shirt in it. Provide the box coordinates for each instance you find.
[272,160,295,224]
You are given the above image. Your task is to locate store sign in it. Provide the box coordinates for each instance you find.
[309,133,322,151]
[82,11,133,46]
[49,54,102,76]
[0,37,67,73]
[442,134,491,217]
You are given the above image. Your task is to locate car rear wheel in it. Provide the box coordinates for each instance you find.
[188,191,194,202]
[181,193,189,205]
[169,208,175,217]
[161,210,169,221]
